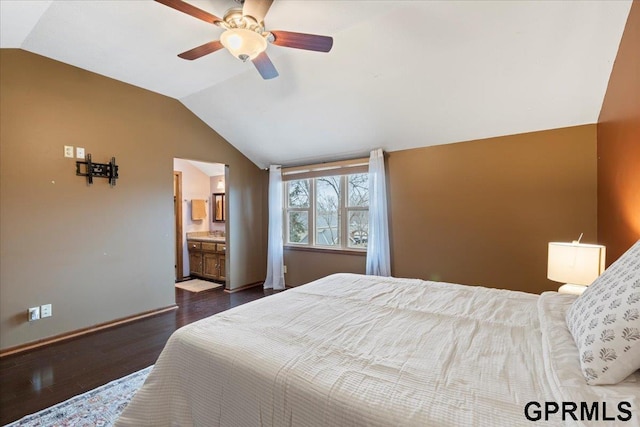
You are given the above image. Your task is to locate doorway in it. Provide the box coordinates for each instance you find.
[174,171,183,282]
[173,158,227,288]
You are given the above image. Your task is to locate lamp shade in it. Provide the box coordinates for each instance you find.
[220,29,267,61]
[547,242,606,285]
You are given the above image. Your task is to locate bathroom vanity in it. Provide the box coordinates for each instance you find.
[187,233,226,282]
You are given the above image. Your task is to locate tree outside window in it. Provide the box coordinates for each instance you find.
[285,173,368,250]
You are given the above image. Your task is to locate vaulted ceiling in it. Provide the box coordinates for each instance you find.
[0,0,632,168]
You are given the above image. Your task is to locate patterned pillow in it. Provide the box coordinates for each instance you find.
[565,239,640,385]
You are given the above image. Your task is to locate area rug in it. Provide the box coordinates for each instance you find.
[175,278,222,292]
[5,365,153,427]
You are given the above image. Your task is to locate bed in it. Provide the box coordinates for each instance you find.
[116,269,640,426]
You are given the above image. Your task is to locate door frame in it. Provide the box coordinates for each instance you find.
[174,171,184,282]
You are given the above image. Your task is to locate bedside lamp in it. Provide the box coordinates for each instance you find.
[547,239,606,295]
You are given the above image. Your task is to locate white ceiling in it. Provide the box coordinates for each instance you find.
[186,160,226,177]
[1,0,632,168]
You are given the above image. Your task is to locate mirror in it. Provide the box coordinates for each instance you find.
[213,193,225,222]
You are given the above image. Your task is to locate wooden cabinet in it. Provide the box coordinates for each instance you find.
[218,254,226,281]
[189,251,203,276]
[202,252,219,279]
[188,241,203,275]
[187,239,226,282]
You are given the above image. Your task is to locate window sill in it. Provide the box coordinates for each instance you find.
[284,245,367,256]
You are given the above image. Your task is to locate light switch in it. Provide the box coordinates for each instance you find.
[41,304,52,318]
[76,147,85,159]
[29,307,40,321]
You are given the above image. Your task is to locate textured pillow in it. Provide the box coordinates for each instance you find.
[565,239,640,385]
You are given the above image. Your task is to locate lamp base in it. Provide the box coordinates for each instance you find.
[558,284,588,295]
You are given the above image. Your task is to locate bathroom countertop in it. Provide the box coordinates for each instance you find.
[186,232,225,243]
[187,236,226,243]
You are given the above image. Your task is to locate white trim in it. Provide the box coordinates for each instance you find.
[282,157,369,181]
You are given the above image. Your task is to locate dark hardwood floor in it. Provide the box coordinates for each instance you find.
[0,285,272,425]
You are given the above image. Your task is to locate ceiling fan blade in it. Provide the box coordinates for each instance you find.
[155,0,221,24]
[178,41,224,60]
[252,52,279,80]
[242,0,274,23]
[271,30,333,53]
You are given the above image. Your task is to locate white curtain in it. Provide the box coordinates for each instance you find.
[366,149,391,276]
[264,165,285,290]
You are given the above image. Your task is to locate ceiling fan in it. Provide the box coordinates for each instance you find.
[155,0,334,80]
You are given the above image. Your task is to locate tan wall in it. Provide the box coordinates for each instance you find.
[388,125,597,294]
[284,249,365,287]
[0,49,266,350]
[285,125,597,295]
[597,1,640,264]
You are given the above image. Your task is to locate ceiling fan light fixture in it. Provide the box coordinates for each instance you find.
[220,28,267,62]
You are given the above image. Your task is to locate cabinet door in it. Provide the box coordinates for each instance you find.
[202,252,219,280]
[217,255,226,281]
[189,251,203,276]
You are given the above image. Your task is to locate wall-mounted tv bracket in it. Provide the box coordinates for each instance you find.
[76,154,119,186]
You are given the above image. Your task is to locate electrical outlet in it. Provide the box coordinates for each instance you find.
[28,307,40,322]
[76,147,85,159]
[64,145,74,158]
[41,304,52,318]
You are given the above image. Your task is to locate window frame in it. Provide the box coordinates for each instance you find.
[283,158,369,253]
[285,178,313,246]
[345,175,369,249]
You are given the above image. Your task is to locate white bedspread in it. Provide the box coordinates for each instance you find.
[116,273,639,426]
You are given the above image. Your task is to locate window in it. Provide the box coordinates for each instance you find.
[284,160,369,251]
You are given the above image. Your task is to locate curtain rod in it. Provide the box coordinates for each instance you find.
[282,156,370,175]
